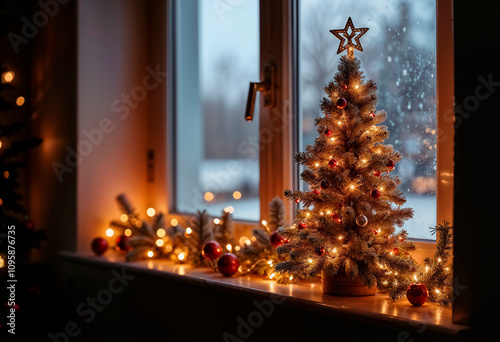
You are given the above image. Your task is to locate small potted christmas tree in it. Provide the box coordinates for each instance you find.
[275,18,417,296]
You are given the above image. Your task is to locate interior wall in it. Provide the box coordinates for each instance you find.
[77,0,151,252]
[29,0,77,263]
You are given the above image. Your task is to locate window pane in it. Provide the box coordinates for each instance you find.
[175,0,260,221]
[298,0,437,239]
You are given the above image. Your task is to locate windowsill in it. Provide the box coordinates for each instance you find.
[60,251,470,339]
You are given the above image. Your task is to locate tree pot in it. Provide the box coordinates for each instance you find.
[321,270,377,296]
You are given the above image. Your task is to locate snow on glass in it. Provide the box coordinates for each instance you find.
[299,0,437,239]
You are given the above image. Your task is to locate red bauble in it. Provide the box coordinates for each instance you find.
[202,240,223,261]
[295,198,300,203]
[270,231,286,248]
[91,237,108,256]
[315,246,325,256]
[406,283,429,306]
[298,223,307,230]
[25,220,35,230]
[328,159,338,168]
[217,253,240,277]
[342,84,348,90]
[373,170,381,177]
[336,97,347,109]
[320,180,330,189]
[332,212,342,223]
[116,235,132,252]
[386,159,395,169]
[312,189,320,195]
[392,247,399,255]
[371,189,381,199]
[369,111,375,117]
[324,129,332,137]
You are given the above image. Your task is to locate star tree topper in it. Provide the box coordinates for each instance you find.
[330,17,369,59]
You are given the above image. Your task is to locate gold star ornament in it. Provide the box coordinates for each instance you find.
[330,17,369,58]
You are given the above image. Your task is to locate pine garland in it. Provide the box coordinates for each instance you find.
[185,209,214,267]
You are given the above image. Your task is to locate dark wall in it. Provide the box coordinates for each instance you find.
[453,0,500,329]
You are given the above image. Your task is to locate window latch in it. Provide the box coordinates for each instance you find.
[244,63,275,121]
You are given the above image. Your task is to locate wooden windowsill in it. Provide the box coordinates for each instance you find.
[60,251,470,339]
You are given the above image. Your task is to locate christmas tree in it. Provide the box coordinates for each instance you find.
[275,18,416,296]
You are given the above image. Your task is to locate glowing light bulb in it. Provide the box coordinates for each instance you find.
[213,218,220,224]
[171,219,178,226]
[147,251,154,258]
[157,228,166,238]
[269,273,276,279]
[233,191,242,200]
[185,227,192,234]
[147,207,156,217]
[124,229,132,237]
[204,192,214,201]
[178,252,185,261]
[314,163,319,167]
[307,258,313,263]
[224,206,234,213]
[226,244,232,252]
[120,214,128,222]
[16,96,25,106]
[156,239,164,247]
[2,71,14,83]
[105,228,114,237]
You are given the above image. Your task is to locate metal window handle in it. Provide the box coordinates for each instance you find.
[244,64,275,121]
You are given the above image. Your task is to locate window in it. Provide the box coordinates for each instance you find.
[298,0,438,239]
[174,0,260,221]
[170,0,451,240]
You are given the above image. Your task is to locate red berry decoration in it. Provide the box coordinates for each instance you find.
[332,212,342,223]
[328,159,338,168]
[371,189,381,199]
[406,283,429,306]
[315,246,325,256]
[202,240,223,261]
[320,180,330,189]
[298,223,307,230]
[91,237,108,256]
[295,198,300,203]
[116,235,132,252]
[312,189,320,195]
[386,159,395,169]
[336,97,347,109]
[392,247,399,255]
[270,231,286,248]
[217,253,240,277]
[369,111,375,117]
[324,129,332,137]
[342,84,348,90]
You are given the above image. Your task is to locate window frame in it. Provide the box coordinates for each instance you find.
[165,0,454,258]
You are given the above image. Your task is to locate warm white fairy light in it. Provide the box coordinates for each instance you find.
[171,218,178,226]
[147,207,156,217]
[185,227,192,234]
[124,229,132,237]
[120,214,128,222]
[147,250,154,258]
[213,218,220,224]
[156,239,164,247]
[269,272,276,279]
[315,163,319,167]
[330,138,335,142]
[307,258,313,263]
[157,228,166,237]
[105,228,114,237]
[226,244,232,252]
[338,235,343,240]
[178,252,185,261]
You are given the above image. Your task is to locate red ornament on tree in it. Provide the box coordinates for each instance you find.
[369,111,375,117]
[298,223,307,230]
[332,212,342,223]
[202,241,223,261]
[386,159,395,169]
[312,189,320,195]
[295,198,300,203]
[270,231,286,248]
[328,159,338,168]
[391,247,399,255]
[371,189,381,199]
[342,84,348,90]
[406,283,429,306]
[324,129,332,137]
[336,97,347,109]
[217,253,240,277]
[91,237,108,256]
[116,235,132,252]
[373,170,381,177]
[315,246,325,256]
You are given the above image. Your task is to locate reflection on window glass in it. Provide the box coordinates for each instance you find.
[299,0,437,239]
[175,0,259,221]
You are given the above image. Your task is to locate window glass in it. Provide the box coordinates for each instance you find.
[175,0,260,221]
[298,0,437,239]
